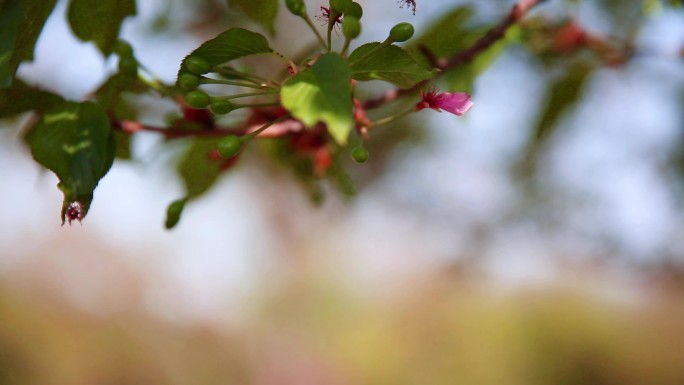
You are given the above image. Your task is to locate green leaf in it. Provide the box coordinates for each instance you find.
[164,198,187,229]
[0,1,24,88]
[25,101,116,223]
[0,78,65,118]
[92,73,149,159]
[520,61,594,173]
[0,0,57,88]
[178,28,273,78]
[67,0,136,56]
[11,0,57,69]
[281,53,353,145]
[348,43,433,89]
[177,138,223,200]
[226,0,278,34]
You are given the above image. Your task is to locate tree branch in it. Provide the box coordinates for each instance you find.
[362,0,546,109]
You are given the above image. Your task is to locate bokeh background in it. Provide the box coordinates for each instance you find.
[1,0,684,383]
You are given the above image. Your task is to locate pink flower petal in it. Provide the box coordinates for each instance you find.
[434,92,473,116]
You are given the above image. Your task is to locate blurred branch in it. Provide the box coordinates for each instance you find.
[363,0,548,109]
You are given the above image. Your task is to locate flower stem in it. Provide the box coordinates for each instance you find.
[302,14,328,50]
[213,90,279,100]
[370,108,414,127]
[232,102,281,110]
[244,115,290,140]
[201,77,275,89]
[341,37,352,57]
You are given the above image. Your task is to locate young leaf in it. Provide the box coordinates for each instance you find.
[67,0,136,56]
[178,28,273,78]
[0,78,65,119]
[177,138,224,200]
[281,53,353,145]
[226,0,279,34]
[25,101,116,224]
[348,43,433,89]
[0,0,57,88]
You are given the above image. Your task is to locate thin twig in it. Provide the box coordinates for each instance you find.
[362,0,546,109]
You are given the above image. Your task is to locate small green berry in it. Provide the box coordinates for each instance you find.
[178,73,200,89]
[118,57,138,77]
[389,22,415,42]
[165,199,186,229]
[329,0,351,13]
[185,90,210,109]
[113,39,133,58]
[210,99,235,115]
[342,16,361,39]
[185,56,211,75]
[347,2,363,19]
[217,135,242,158]
[285,0,307,16]
[351,146,369,163]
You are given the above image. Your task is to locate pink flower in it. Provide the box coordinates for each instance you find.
[416,89,473,116]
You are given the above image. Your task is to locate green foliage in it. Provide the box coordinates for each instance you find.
[178,138,224,200]
[25,101,116,224]
[0,78,65,119]
[165,198,187,229]
[348,43,432,89]
[176,28,273,82]
[67,0,136,56]
[227,0,279,33]
[281,54,353,145]
[0,0,56,88]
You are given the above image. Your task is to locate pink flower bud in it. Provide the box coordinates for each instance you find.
[416,89,473,116]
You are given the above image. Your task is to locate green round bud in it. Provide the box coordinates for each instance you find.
[210,99,235,115]
[178,73,200,89]
[113,39,134,58]
[347,2,363,19]
[185,90,210,109]
[165,199,186,229]
[389,22,415,42]
[218,135,242,158]
[329,0,351,13]
[118,57,138,77]
[351,146,369,163]
[342,16,361,39]
[285,0,306,16]
[185,56,211,75]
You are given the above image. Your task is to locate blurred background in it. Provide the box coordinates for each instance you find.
[1,0,684,383]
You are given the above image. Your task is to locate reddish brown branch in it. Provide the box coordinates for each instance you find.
[362,0,546,109]
[111,118,249,138]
